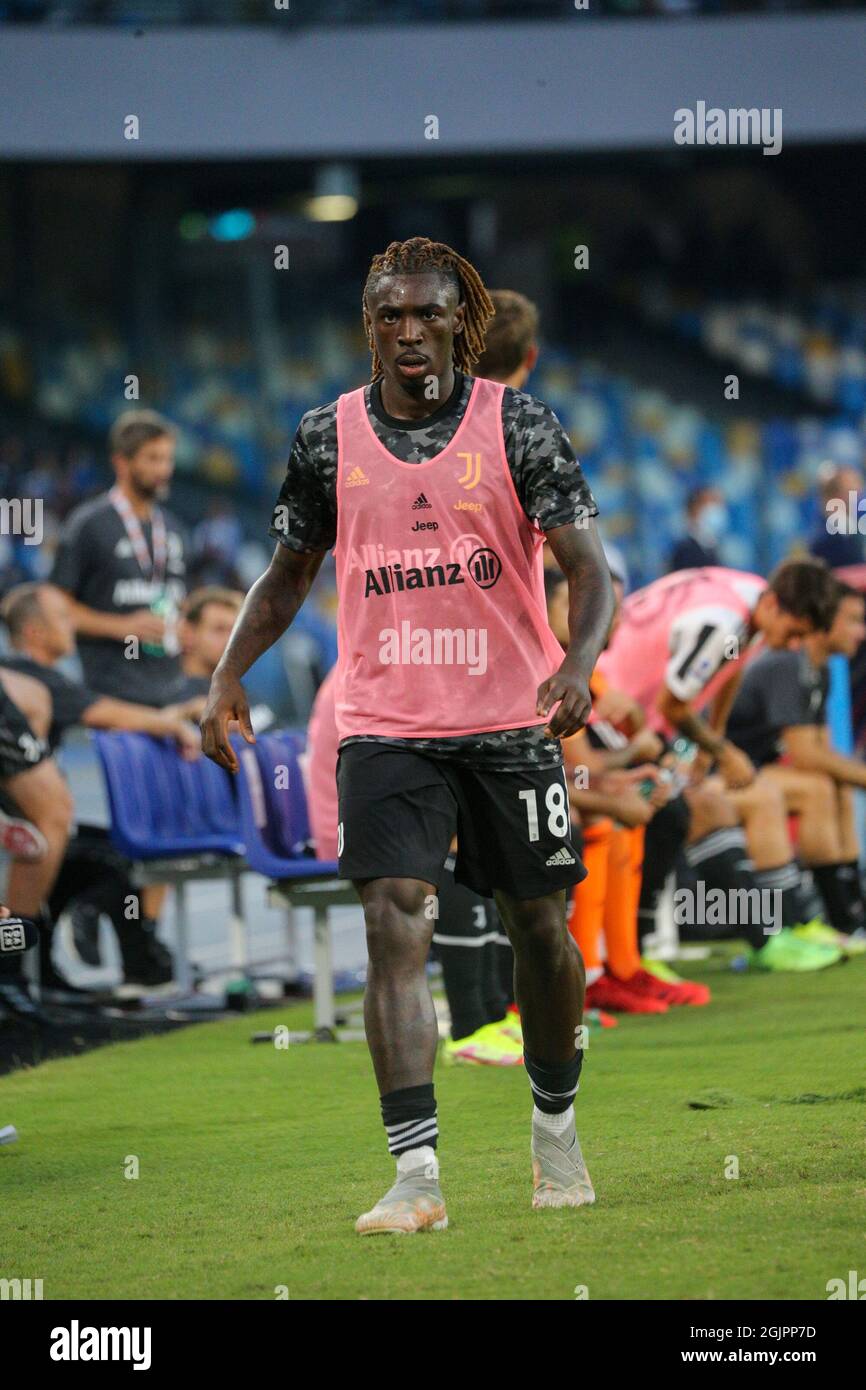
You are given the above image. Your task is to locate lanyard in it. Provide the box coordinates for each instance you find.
[109,485,167,586]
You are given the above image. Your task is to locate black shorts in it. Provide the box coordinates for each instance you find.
[336,742,587,900]
[0,689,48,781]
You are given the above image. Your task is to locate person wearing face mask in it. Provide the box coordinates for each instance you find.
[668,487,728,573]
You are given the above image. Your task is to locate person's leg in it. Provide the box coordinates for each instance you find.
[434,854,492,1042]
[836,783,866,934]
[353,873,448,1235]
[724,775,812,936]
[566,821,610,982]
[638,792,691,945]
[3,762,74,922]
[359,874,439,1097]
[0,761,73,1024]
[337,744,456,1236]
[495,884,594,1209]
[602,826,642,982]
[756,764,866,937]
[757,765,842,865]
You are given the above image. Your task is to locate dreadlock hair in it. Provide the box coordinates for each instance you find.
[362,237,495,381]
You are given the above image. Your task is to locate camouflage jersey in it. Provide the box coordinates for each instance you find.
[269,371,598,771]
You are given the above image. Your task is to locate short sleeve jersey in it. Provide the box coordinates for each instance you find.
[51,492,188,706]
[727,648,829,767]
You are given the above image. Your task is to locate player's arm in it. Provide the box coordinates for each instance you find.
[657,610,754,787]
[80,696,201,759]
[55,593,165,644]
[781,723,866,788]
[541,520,616,737]
[202,542,326,771]
[707,666,745,734]
[508,394,612,737]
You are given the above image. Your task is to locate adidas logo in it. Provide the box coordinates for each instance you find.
[346,466,370,487]
[412,493,432,510]
[546,847,576,867]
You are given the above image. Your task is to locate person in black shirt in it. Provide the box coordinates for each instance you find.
[50,409,188,708]
[0,670,74,1027]
[0,583,200,754]
[50,409,190,946]
[728,581,866,942]
[0,582,201,991]
[668,487,727,573]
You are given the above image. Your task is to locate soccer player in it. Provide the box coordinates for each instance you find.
[727,580,866,949]
[599,561,845,970]
[202,237,614,1229]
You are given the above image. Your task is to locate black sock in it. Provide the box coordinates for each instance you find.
[639,793,690,945]
[36,909,56,978]
[381,1083,438,1157]
[751,862,808,936]
[433,860,489,1040]
[684,829,781,950]
[811,862,864,934]
[482,939,508,1024]
[524,1049,583,1115]
[496,935,515,1009]
[842,860,866,930]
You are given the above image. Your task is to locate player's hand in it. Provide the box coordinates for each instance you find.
[717,742,755,789]
[200,673,255,773]
[627,728,664,764]
[593,687,639,729]
[537,666,593,739]
[123,609,166,643]
[166,718,202,761]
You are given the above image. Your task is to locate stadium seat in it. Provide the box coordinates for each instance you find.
[233,731,357,1035]
[93,731,247,991]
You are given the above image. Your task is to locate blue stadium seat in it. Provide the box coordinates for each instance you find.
[94,732,247,991]
[233,731,354,1036]
[94,731,244,859]
[232,731,337,879]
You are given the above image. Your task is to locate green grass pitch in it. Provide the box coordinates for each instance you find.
[1,953,864,1300]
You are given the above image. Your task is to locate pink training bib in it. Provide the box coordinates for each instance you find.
[333,377,566,741]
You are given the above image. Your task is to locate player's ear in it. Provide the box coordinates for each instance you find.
[452,301,466,336]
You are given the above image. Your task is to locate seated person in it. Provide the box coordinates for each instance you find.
[0,582,200,991]
[727,580,866,949]
[598,559,846,971]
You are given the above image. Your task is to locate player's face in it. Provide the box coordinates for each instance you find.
[36,586,76,659]
[754,591,811,649]
[829,595,866,658]
[123,435,175,501]
[185,603,238,673]
[366,273,464,394]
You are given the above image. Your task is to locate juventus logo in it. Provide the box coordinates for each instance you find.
[457,452,482,490]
